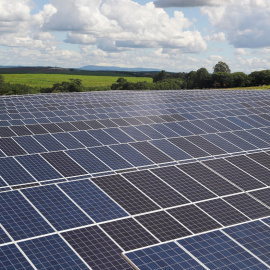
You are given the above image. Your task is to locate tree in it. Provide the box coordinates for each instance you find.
[231,72,249,87]
[196,68,212,88]
[214,61,231,73]
[153,70,168,82]
[212,72,233,88]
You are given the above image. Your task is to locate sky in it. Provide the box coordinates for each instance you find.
[0,0,270,73]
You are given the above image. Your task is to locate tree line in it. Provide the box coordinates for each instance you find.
[111,62,270,90]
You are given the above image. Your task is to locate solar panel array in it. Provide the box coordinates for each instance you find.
[1,89,270,269]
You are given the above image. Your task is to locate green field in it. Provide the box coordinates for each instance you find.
[3,74,153,88]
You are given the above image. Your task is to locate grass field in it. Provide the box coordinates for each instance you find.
[3,74,153,88]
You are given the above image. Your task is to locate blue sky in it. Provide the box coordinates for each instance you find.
[0,0,269,73]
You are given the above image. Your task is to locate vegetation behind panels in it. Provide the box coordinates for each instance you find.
[1,62,270,95]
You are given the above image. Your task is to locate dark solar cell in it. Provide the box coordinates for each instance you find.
[238,116,263,128]
[151,123,179,137]
[121,126,151,141]
[34,134,66,151]
[22,185,92,230]
[179,162,241,196]
[0,137,27,156]
[164,122,192,136]
[249,188,270,207]
[56,122,78,131]
[247,152,270,169]
[214,117,243,130]
[177,121,205,135]
[70,121,91,130]
[191,120,218,133]
[10,125,33,136]
[0,190,53,240]
[203,158,265,191]
[87,129,118,145]
[233,130,270,148]
[110,144,153,167]
[202,133,243,153]
[147,115,165,123]
[203,118,231,132]
[105,127,134,143]
[0,126,16,137]
[84,120,105,129]
[19,234,89,270]
[62,226,134,270]
[70,131,102,147]
[52,132,84,149]
[136,211,191,241]
[170,114,187,121]
[101,218,158,251]
[66,148,111,173]
[218,132,257,150]
[226,155,270,185]
[152,166,216,202]
[42,151,87,177]
[169,137,209,158]
[186,135,226,155]
[92,174,160,215]
[16,154,62,181]
[226,116,254,129]
[0,227,11,244]
[224,193,270,219]
[26,124,48,134]
[134,116,155,124]
[125,242,205,270]
[197,199,249,226]
[0,157,36,186]
[130,141,173,163]
[179,230,268,270]
[98,119,119,127]
[136,125,165,139]
[111,118,130,127]
[124,170,189,208]
[248,128,270,143]
[224,221,270,265]
[0,244,34,270]
[158,114,176,122]
[59,179,128,222]
[14,136,47,154]
[168,205,221,234]
[41,123,64,133]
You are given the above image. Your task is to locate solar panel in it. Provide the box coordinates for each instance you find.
[2,90,270,270]
[179,231,268,270]
[19,234,89,270]
[62,226,134,270]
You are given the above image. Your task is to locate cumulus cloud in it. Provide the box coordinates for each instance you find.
[201,0,270,48]
[154,0,228,8]
[41,0,207,52]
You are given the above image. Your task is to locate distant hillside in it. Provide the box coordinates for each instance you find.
[80,65,161,72]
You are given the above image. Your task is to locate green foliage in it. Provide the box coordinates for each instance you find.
[196,68,212,89]
[213,61,231,73]
[40,79,83,93]
[212,72,233,88]
[153,70,168,82]
[249,70,270,86]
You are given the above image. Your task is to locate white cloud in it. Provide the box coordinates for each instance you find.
[154,0,228,8]
[201,0,270,48]
[205,32,226,42]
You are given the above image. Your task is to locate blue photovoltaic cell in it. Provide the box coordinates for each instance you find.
[0,190,53,240]
[248,129,270,143]
[70,131,102,147]
[202,134,243,153]
[121,126,151,141]
[14,136,47,154]
[89,146,132,170]
[16,154,62,181]
[177,121,205,135]
[227,116,254,129]
[0,227,11,244]
[0,157,37,186]
[104,128,135,143]
[87,129,118,145]
[150,139,192,160]
[191,120,219,133]
[224,221,270,265]
[203,118,231,132]
[238,116,263,128]
[33,134,66,151]
[163,122,192,136]
[0,244,34,270]
[179,231,268,270]
[110,144,154,167]
[59,179,128,222]
[233,130,270,148]
[218,132,257,150]
[125,242,205,270]
[52,132,85,149]
[22,185,93,230]
[0,176,7,187]
[136,125,165,139]
[214,118,243,130]
[150,123,179,137]
[19,234,89,270]
[66,148,111,174]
